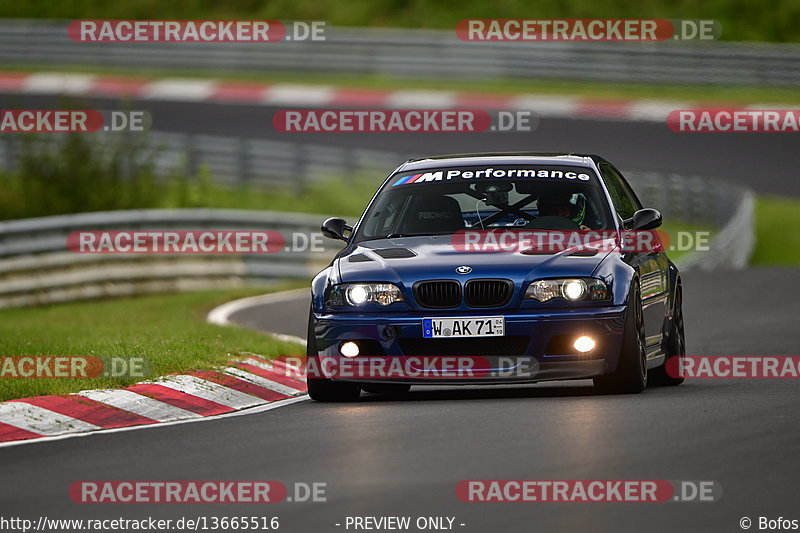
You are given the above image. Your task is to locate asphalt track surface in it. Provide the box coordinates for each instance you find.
[1,91,799,532]
[1,93,799,196]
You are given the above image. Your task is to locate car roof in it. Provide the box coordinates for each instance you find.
[397,152,603,173]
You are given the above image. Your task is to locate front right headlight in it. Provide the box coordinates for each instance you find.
[525,278,609,302]
[326,283,404,307]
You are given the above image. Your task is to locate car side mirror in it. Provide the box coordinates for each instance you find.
[623,208,662,230]
[321,217,352,241]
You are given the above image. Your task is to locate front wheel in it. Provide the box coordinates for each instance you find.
[306,308,361,402]
[594,281,647,394]
[650,283,686,386]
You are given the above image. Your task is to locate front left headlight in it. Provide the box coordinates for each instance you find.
[525,278,609,302]
[326,283,404,307]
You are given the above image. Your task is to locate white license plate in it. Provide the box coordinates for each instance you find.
[422,317,505,338]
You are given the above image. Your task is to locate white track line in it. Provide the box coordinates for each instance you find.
[21,73,95,95]
[149,375,263,409]
[207,288,308,327]
[243,357,277,370]
[628,100,687,122]
[265,84,335,105]
[0,402,100,435]
[242,356,307,383]
[270,332,307,346]
[141,79,216,101]
[510,95,580,117]
[221,367,305,397]
[76,389,201,422]
[268,359,307,381]
[386,90,457,109]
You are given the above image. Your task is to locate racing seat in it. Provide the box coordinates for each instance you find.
[401,195,465,234]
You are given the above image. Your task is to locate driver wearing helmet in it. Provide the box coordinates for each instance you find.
[537,192,591,230]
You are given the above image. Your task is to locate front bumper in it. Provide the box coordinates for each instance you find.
[311,306,626,384]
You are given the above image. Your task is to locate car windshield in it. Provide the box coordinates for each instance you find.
[356,165,613,242]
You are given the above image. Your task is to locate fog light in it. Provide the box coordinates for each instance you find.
[573,336,596,353]
[340,341,360,358]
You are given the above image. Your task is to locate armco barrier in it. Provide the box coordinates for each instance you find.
[677,189,755,270]
[0,21,798,87]
[0,209,341,308]
[0,172,754,308]
[628,172,755,270]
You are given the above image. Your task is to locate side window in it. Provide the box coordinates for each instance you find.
[599,163,641,220]
[363,193,408,237]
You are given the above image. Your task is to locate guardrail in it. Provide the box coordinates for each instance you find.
[0,209,340,308]
[0,170,754,308]
[631,171,755,270]
[678,189,755,271]
[0,21,799,87]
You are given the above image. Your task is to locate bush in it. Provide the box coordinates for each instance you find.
[0,131,161,220]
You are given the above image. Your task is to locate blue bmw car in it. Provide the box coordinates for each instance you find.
[308,153,685,401]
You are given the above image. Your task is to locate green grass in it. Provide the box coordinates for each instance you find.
[1,0,798,42]
[752,196,800,265]
[160,174,379,217]
[5,63,800,106]
[0,284,306,401]
[0,166,381,221]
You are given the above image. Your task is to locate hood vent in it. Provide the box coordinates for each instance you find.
[348,253,374,262]
[374,248,417,259]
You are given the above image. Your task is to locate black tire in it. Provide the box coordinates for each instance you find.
[650,283,686,386]
[360,384,412,395]
[594,281,647,394]
[306,308,361,402]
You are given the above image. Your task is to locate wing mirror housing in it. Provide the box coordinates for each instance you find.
[623,208,663,231]
[321,217,352,241]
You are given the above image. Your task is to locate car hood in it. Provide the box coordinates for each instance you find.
[337,235,614,285]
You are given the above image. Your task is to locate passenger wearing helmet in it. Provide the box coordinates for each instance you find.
[537,192,591,230]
